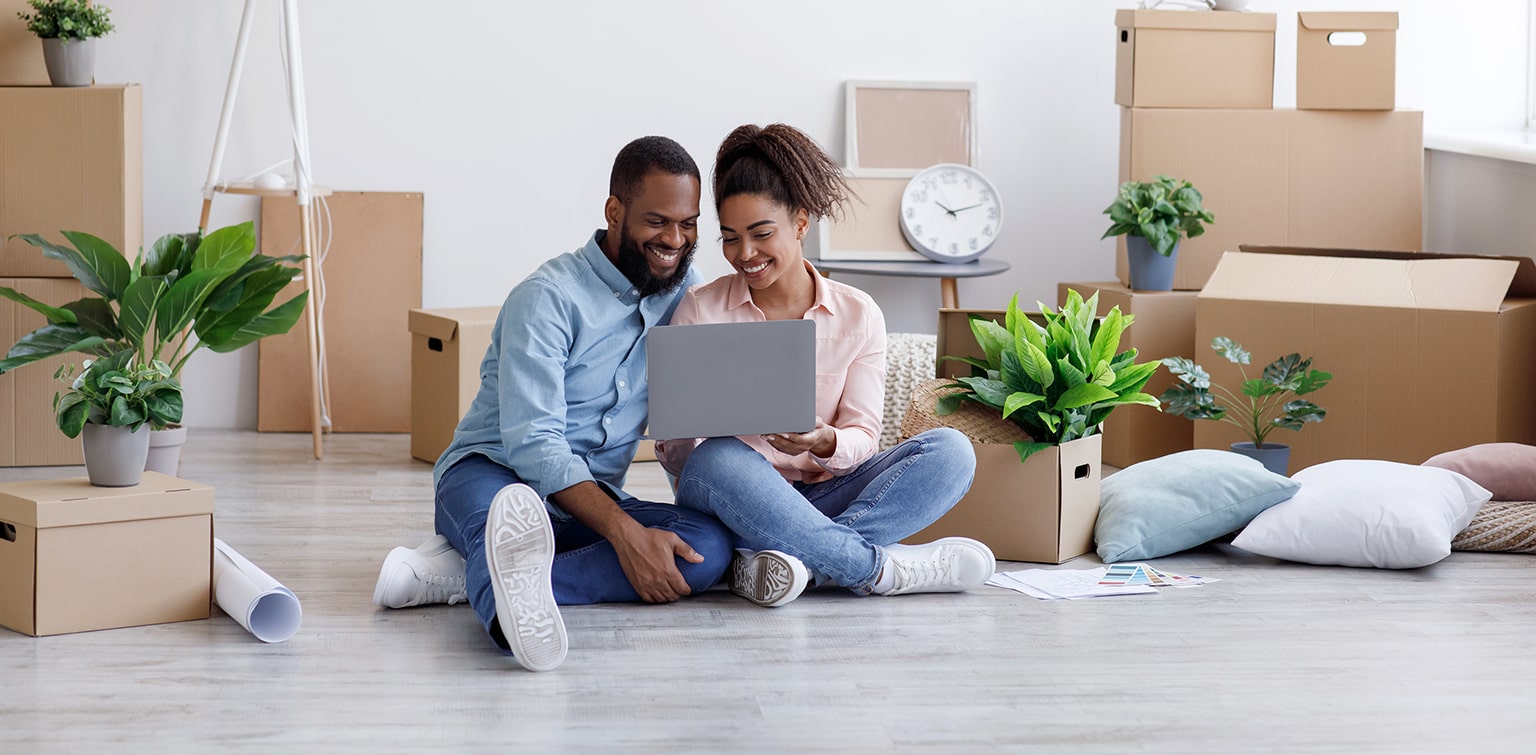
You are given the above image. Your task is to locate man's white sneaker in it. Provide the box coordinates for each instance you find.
[372,534,468,608]
[728,548,809,607]
[876,537,996,596]
[485,484,567,672]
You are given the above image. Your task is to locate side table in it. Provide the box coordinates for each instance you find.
[814,258,1012,308]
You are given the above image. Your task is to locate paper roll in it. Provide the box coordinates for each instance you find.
[213,538,303,643]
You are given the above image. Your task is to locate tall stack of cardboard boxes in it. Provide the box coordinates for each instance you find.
[0,83,143,467]
[1064,9,1424,470]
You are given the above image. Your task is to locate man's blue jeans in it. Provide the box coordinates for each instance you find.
[435,454,733,644]
[672,428,976,594]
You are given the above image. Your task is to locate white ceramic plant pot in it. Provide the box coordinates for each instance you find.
[82,423,150,487]
[41,37,95,87]
[145,426,188,476]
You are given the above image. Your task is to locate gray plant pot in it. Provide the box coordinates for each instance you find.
[41,37,95,87]
[1125,235,1178,292]
[1231,441,1291,477]
[146,426,188,476]
[82,423,150,487]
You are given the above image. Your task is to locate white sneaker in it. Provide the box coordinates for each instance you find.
[876,537,996,596]
[372,534,468,608]
[485,484,567,672]
[728,548,809,607]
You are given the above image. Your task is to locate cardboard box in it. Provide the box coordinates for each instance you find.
[1196,247,1536,472]
[1114,9,1276,109]
[1116,107,1423,290]
[0,0,48,85]
[1297,12,1398,111]
[915,310,1102,563]
[409,307,498,463]
[1,277,88,467]
[258,191,423,433]
[0,472,213,636]
[1059,282,1197,468]
[0,85,142,277]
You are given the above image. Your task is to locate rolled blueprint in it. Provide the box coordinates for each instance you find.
[213,538,302,643]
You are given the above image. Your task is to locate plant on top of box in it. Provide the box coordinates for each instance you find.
[0,222,308,468]
[16,0,115,87]
[52,350,182,486]
[1100,174,1215,291]
[1160,337,1332,475]
[936,288,1162,463]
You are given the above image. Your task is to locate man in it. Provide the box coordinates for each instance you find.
[373,136,732,672]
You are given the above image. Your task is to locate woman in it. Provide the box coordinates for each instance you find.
[655,123,994,608]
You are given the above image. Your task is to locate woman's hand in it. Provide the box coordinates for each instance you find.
[762,416,837,458]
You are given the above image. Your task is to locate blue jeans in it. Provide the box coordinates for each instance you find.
[435,454,733,642]
[672,428,976,594]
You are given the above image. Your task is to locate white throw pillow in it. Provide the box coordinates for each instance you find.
[1232,459,1491,569]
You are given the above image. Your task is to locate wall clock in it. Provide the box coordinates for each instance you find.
[898,163,1003,264]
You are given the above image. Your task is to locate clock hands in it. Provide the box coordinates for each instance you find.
[947,202,984,214]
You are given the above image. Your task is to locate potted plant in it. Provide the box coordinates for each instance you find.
[1160,336,1332,475]
[1100,174,1215,291]
[15,0,114,87]
[1,221,308,473]
[937,288,1163,462]
[54,350,182,486]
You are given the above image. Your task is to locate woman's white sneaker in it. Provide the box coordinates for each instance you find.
[876,538,996,596]
[728,549,809,607]
[485,484,567,672]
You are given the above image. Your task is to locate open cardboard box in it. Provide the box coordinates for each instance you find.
[901,309,1102,564]
[0,472,214,637]
[1196,246,1536,472]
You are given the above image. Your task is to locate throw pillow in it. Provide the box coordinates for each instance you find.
[1095,449,1300,563]
[1452,500,1536,553]
[1422,443,1536,502]
[1232,460,1492,568]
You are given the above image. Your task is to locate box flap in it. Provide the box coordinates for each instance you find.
[1116,9,1276,32]
[1298,11,1398,32]
[1204,249,1523,313]
[1238,245,1536,298]
[0,472,214,528]
[408,307,501,342]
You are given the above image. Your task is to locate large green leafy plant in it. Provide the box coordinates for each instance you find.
[0,222,309,388]
[1101,174,1215,256]
[1160,337,1332,448]
[53,350,181,438]
[937,288,1162,463]
[16,0,114,40]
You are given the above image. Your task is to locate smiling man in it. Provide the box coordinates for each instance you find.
[372,136,732,672]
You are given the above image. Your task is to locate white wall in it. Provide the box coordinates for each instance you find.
[92,0,1529,428]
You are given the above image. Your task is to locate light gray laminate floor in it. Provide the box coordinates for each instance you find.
[2,430,1535,752]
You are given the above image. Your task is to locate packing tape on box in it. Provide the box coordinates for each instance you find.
[213,538,302,643]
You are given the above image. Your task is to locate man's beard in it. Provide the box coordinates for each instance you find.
[614,225,696,297]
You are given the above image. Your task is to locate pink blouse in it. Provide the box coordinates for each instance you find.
[654,262,887,484]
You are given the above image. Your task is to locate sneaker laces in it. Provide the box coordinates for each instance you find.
[889,549,958,594]
[417,571,467,606]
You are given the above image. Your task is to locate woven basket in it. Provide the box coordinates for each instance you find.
[1452,500,1536,553]
[898,378,1033,445]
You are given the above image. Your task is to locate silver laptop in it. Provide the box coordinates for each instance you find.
[646,320,817,440]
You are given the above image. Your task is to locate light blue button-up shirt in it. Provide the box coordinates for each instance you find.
[434,231,699,504]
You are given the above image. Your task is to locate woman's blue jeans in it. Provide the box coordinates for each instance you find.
[672,428,976,594]
[435,454,733,640]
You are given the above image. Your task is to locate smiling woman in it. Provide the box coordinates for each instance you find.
[653,123,996,610]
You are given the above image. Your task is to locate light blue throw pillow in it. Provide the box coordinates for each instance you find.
[1096,449,1301,563]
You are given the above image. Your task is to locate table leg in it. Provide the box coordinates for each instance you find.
[941,277,959,309]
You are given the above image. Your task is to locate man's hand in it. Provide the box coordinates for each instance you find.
[762,416,836,458]
[611,525,704,603]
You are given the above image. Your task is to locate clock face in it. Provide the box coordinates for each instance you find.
[899,163,1003,264]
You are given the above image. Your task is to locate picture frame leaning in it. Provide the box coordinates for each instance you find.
[805,167,924,263]
[844,80,978,170]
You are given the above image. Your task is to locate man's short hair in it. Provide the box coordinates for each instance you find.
[609,136,700,204]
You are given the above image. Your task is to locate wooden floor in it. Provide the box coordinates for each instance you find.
[3,430,1535,752]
